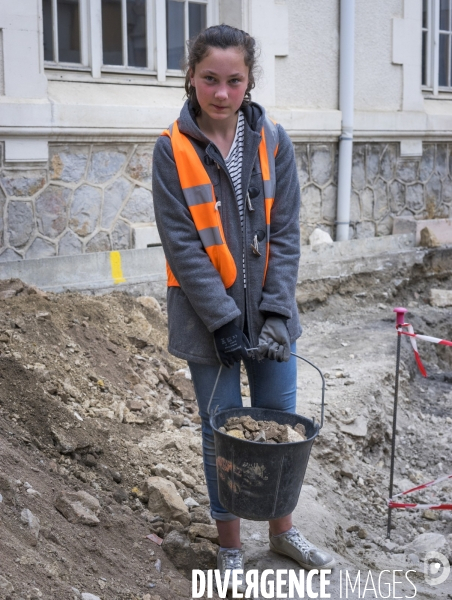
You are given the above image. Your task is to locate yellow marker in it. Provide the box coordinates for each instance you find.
[110,251,126,284]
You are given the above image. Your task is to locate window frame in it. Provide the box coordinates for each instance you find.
[43,0,90,67]
[422,0,452,95]
[164,0,209,75]
[42,0,217,83]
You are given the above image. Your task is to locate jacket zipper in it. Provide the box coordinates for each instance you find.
[242,159,260,347]
[209,145,260,344]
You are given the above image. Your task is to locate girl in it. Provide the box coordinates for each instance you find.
[153,24,334,588]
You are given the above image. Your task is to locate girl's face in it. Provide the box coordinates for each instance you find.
[190,47,249,124]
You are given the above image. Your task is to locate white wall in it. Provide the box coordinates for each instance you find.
[275,0,339,111]
[355,0,403,112]
[0,0,47,99]
[0,0,451,148]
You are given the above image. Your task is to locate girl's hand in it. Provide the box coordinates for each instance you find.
[257,317,291,362]
[213,322,249,368]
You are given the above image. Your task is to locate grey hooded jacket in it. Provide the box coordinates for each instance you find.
[152,100,302,365]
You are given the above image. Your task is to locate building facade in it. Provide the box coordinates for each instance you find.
[0,0,451,262]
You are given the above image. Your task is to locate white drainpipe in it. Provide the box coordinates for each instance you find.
[336,0,355,241]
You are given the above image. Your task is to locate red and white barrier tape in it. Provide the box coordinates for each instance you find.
[388,502,452,510]
[397,323,452,377]
[388,473,452,510]
[387,322,452,511]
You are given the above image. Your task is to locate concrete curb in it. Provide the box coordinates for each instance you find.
[0,233,426,301]
[299,233,418,281]
[0,247,167,297]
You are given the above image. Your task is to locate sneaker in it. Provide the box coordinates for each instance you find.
[269,527,336,570]
[216,548,246,593]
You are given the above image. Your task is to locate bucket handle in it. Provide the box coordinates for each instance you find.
[207,352,325,429]
[290,352,325,430]
[207,364,223,419]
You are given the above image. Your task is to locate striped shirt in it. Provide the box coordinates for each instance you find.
[225,111,246,287]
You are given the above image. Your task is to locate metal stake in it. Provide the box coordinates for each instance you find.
[387,307,407,539]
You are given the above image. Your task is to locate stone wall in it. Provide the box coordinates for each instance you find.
[0,143,154,261]
[296,141,452,244]
[0,140,451,261]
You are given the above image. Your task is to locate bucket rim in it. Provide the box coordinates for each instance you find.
[210,407,320,445]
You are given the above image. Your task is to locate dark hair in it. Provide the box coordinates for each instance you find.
[184,24,259,115]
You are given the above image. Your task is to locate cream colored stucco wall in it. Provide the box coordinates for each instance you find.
[354,0,403,111]
[1,0,452,148]
[275,0,404,113]
[275,0,339,110]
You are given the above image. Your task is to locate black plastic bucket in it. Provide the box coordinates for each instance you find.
[209,353,325,521]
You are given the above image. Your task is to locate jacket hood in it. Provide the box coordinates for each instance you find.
[177,99,266,145]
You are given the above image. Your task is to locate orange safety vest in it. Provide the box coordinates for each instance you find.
[161,117,278,288]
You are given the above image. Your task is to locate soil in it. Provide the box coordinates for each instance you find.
[0,274,451,599]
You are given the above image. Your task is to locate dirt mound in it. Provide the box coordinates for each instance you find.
[0,277,452,598]
[0,280,213,600]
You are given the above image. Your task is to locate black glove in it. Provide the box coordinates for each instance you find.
[213,322,249,368]
[257,316,291,362]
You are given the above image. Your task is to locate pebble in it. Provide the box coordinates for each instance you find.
[81,594,102,600]
[84,454,97,468]
[226,429,245,439]
[36,312,50,320]
[340,463,354,479]
[422,509,439,521]
[358,528,367,539]
[381,539,396,552]
[254,430,266,442]
[407,553,420,565]
[20,508,40,539]
[54,490,100,525]
[340,416,368,438]
[184,497,199,508]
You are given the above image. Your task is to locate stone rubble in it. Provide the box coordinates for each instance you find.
[54,490,101,526]
[430,288,452,307]
[20,508,40,541]
[220,415,307,443]
[0,279,450,598]
[145,477,191,526]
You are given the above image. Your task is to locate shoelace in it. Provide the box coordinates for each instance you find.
[286,530,314,556]
[220,549,243,570]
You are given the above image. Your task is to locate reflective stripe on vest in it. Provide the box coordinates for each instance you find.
[161,117,278,288]
[258,118,279,285]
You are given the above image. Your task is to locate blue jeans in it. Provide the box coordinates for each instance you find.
[188,342,297,521]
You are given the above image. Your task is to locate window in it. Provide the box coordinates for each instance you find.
[439,0,452,86]
[102,0,148,68]
[166,1,207,70]
[422,0,452,92]
[43,0,83,64]
[42,0,215,80]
